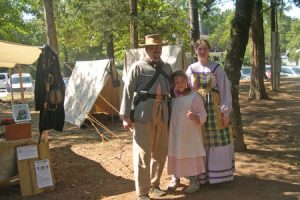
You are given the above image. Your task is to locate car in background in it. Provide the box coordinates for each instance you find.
[0,73,9,92]
[265,65,272,79]
[241,66,251,80]
[63,77,70,87]
[7,73,34,93]
[280,66,300,77]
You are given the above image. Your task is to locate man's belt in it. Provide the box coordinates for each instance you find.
[146,93,169,100]
[134,92,169,107]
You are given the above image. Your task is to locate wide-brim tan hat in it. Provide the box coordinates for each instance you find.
[139,34,168,47]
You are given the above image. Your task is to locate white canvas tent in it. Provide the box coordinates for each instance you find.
[123,44,187,81]
[64,59,121,127]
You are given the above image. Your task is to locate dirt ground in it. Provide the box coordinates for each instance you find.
[0,77,299,200]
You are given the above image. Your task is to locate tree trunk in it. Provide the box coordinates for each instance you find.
[224,0,255,152]
[249,0,269,100]
[106,32,115,60]
[63,46,69,76]
[43,0,59,55]
[140,2,146,37]
[189,0,200,62]
[129,0,138,48]
[270,0,281,91]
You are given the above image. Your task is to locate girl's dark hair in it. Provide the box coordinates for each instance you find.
[171,70,192,97]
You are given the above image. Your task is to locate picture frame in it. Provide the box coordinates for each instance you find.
[12,104,31,122]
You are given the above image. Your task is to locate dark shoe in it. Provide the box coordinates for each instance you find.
[149,187,167,197]
[167,177,180,191]
[184,179,200,194]
[138,195,150,200]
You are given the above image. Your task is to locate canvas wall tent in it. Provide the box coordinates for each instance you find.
[123,44,188,81]
[64,59,121,127]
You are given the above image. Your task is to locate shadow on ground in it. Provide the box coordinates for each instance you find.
[159,176,300,200]
[0,144,135,200]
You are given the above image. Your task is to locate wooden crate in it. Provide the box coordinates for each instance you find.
[5,123,31,141]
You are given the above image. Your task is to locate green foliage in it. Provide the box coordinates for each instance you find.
[198,0,217,17]
[54,0,101,61]
[263,7,298,64]
[87,0,130,59]
[138,0,189,47]
[291,0,300,7]
[286,20,300,63]
[0,0,28,42]
[0,0,44,44]
[55,0,191,62]
[277,13,292,53]
[2,0,300,67]
[207,10,234,52]
[53,0,131,62]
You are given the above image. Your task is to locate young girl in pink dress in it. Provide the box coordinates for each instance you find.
[167,70,207,194]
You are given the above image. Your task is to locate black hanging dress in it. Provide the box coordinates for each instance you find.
[34,45,65,135]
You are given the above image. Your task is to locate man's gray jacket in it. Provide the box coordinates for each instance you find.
[120,59,172,123]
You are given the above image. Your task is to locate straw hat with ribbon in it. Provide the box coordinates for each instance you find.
[139,34,168,47]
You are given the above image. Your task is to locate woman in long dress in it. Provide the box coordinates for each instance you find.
[186,39,235,184]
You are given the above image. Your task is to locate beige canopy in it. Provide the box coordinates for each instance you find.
[0,62,16,68]
[0,40,41,68]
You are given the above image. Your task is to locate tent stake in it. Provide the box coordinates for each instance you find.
[87,117,110,142]
[87,113,118,138]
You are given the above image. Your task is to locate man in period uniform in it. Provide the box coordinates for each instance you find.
[120,34,172,200]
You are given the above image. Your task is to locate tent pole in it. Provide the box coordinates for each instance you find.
[17,64,24,102]
[111,79,113,124]
[9,68,14,103]
[44,131,49,142]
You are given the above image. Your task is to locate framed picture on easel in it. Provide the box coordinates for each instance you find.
[12,104,31,122]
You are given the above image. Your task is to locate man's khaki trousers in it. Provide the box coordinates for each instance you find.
[133,100,168,196]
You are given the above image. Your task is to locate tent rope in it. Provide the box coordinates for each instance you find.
[99,94,119,113]
[87,112,131,173]
[66,91,119,139]
[87,113,119,138]
[64,63,73,71]
[87,116,110,142]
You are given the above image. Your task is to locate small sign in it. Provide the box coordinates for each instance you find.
[12,104,31,122]
[35,159,53,188]
[16,145,38,160]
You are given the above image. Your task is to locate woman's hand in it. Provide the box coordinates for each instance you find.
[221,114,230,128]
